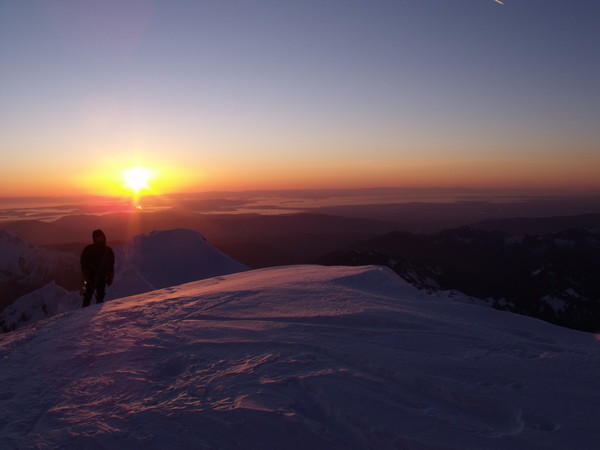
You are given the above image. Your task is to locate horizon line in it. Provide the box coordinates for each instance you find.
[3,185,600,202]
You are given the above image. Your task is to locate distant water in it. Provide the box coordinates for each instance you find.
[1,188,598,223]
[0,197,136,222]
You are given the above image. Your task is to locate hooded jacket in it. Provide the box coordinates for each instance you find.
[80,230,115,283]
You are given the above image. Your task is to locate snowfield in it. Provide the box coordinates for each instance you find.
[1,265,599,449]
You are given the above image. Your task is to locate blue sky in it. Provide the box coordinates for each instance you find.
[1,0,599,196]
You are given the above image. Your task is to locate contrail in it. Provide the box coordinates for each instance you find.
[494,0,505,4]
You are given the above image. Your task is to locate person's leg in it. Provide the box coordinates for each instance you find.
[95,279,107,303]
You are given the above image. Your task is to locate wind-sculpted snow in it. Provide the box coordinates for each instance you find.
[0,265,598,449]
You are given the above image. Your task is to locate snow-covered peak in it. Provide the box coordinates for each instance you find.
[112,228,249,298]
[0,229,78,283]
[1,265,597,449]
[0,229,80,313]
[0,228,35,273]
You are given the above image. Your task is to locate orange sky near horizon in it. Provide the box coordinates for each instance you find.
[1,151,598,199]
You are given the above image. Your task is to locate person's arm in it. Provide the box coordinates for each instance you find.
[106,248,115,286]
[80,246,92,282]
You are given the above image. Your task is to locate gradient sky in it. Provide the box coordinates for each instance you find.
[1,0,599,197]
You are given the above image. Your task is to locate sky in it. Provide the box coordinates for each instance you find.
[1,0,600,197]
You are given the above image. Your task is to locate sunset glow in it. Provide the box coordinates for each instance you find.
[1,1,599,197]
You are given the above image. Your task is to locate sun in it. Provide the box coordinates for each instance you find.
[123,166,152,193]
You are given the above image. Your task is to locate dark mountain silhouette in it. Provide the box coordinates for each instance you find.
[471,213,600,235]
[311,198,600,233]
[318,227,600,332]
[2,210,398,268]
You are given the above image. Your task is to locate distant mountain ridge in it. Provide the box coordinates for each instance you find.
[4,209,600,270]
[2,210,397,268]
[2,211,395,246]
[472,213,600,235]
[319,226,600,332]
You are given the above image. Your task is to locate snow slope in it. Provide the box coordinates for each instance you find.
[1,265,598,449]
